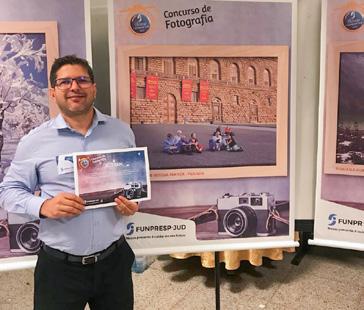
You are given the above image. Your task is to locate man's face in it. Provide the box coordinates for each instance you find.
[49,64,96,117]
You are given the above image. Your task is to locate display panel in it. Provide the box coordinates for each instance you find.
[311,0,364,251]
[0,21,58,259]
[110,0,297,255]
[0,0,91,270]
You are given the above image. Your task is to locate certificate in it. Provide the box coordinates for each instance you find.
[73,147,150,209]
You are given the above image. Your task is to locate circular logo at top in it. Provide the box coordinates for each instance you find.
[343,11,363,30]
[79,157,90,169]
[130,13,151,34]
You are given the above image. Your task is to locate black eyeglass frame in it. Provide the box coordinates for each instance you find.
[54,76,94,90]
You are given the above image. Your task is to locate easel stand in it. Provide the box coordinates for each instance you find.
[291,231,313,265]
[214,251,221,310]
[291,220,314,265]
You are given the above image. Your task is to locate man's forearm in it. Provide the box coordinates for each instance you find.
[0,183,45,218]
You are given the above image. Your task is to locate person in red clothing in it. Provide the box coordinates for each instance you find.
[189,132,203,153]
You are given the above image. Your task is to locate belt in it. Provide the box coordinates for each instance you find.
[42,235,125,265]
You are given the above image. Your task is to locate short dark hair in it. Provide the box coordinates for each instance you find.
[49,55,94,87]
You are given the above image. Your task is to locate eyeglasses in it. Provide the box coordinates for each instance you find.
[54,76,93,90]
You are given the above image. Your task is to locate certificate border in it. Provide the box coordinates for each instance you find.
[73,147,151,209]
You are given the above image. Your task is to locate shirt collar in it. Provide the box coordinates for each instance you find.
[52,107,107,130]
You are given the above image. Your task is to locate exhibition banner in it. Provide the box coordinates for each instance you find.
[310,0,364,251]
[0,0,92,270]
[109,0,298,255]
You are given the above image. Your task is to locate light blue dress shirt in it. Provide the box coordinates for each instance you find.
[0,108,136,255]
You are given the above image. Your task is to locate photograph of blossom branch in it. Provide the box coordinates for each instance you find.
[0,21,58,259]
[0,32,50,179]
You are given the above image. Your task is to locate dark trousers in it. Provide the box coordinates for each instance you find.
[34,241,135,310]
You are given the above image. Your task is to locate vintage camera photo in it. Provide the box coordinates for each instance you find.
[217,192,278,238]
[8,213,41,254]
[140,189,289,240]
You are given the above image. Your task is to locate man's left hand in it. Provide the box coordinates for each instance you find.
[114,196,139,216]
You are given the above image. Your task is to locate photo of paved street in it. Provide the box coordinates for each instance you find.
[132,124,276,169]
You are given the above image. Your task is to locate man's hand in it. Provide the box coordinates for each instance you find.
[114,196,138,216]
[40,193,85,219]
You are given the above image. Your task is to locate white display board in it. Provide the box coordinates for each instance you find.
[310,0,364,251]
[109,0,298,255]
[0,0,93,271]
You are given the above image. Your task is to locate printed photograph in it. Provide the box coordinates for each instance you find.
[74,148,151,208]
[140,191,289,240]
[118,45,289,180]
[0,22,57,258]
[130,55,277,167]
[323,42,364,176]
[0,209,9,258]
[336,52,364,165]
[0,210,41,257]
[0,32,51,180]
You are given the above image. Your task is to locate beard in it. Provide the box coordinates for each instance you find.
[57,97,94,118]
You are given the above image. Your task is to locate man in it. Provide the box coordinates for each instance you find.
[162,133,179,154]
[0,55,138,310]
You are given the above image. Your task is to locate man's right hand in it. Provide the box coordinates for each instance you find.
[40,193,85,219]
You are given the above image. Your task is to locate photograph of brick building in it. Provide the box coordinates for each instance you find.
[128,55,284,175]
[130,56,277,125]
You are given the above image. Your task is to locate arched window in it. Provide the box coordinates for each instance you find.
[247,66,257,85]
[163,58,175,75]
[230,63,239,83]
[210,59,221,80]
[212,97,222,122]
[188,58,199,78]
[263,69,271,87]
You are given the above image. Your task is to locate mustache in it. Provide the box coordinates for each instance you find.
[66,91,86,97]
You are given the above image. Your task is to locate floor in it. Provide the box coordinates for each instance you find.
[0,246,362,309]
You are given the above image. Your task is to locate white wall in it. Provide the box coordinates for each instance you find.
[90,0,111,115]
[295,0,321,219]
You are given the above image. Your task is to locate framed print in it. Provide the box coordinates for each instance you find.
[74,147,151,209]
[0,21,58,261]
[324,41,364,176]
[117,45,289,181]
[0,22,59,117]
[0,21,58,185]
